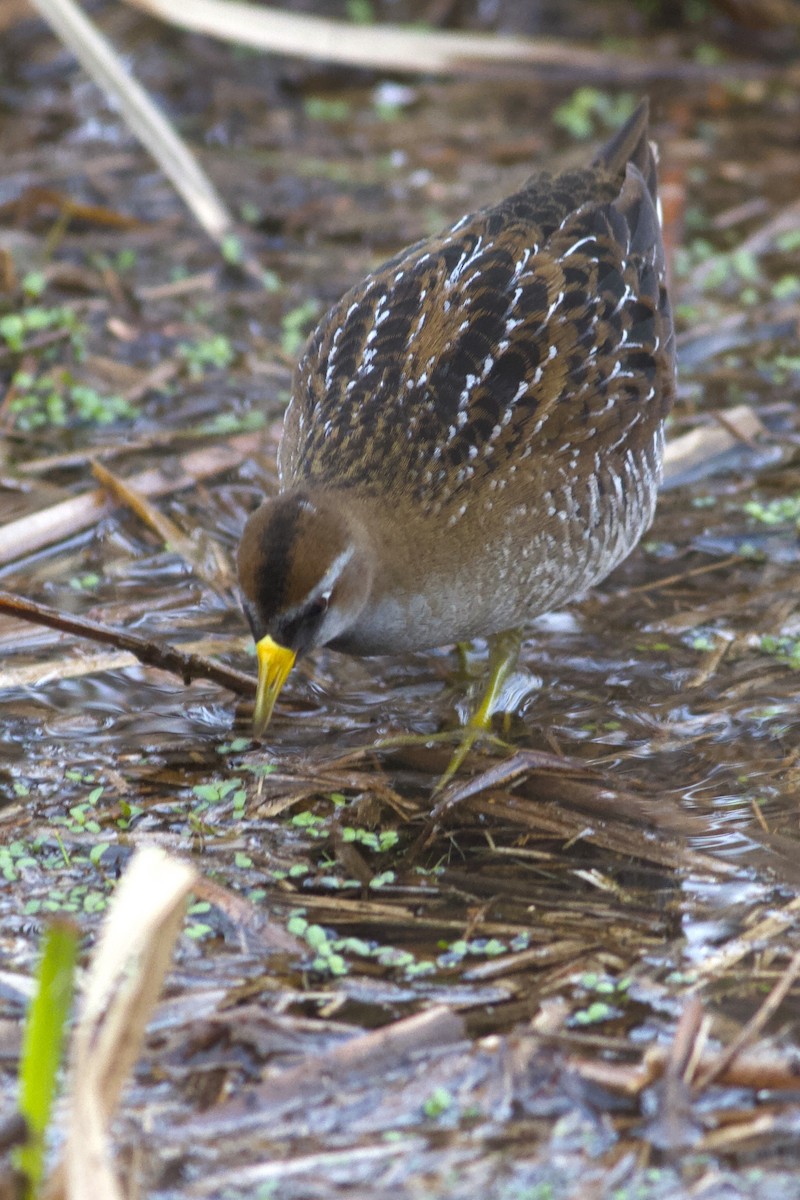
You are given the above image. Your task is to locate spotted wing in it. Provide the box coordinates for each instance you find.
[280,157,674,515]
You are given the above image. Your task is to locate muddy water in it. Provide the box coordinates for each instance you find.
[1,3,800,1195]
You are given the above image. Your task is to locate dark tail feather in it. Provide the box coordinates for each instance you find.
[594,99,657,201]
[604,101,674,372]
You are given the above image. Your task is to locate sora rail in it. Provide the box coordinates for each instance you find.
[238,99,676,779]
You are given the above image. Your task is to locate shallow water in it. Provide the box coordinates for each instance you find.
[2,3,800,1195]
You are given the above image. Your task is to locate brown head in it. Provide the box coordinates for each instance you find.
[237,490,373,734]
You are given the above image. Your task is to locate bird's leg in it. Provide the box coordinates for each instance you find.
[433,627,524,794]
[374,631,523,787]
[455,641,473,678]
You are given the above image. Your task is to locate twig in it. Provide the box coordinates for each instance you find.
[0,431,261,569]
[17,429,203,476]
[570,1039,800,1095]
[182,1005,465,1138]
[123,0,752,80]
[90,459,234,596]
[125,0,631,73]
[642,995,707,1150]
[689,897,800,983]
[0,591,255,698]
[27,0,233,246]
[0,637,250,691]
[686,632,733,689]
[661,403,768,489]
[693,950,800,1093]
[622,554,741,596]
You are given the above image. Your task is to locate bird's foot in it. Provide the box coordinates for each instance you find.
[376,628,524,794]
[433,628,523,794]
[375,724,513,797]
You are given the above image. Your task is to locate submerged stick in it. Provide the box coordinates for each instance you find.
[0,591,255,698]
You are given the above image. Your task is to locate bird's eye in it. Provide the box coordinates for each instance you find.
[304,594,329,624]
[277,592,330,655]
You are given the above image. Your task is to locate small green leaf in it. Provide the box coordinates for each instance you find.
[305,923,330,950]
[221,233,244,265]
[22,272,46,299]
[423,1087,453,1118]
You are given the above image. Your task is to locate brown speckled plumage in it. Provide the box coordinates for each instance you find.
[238,100,675,725]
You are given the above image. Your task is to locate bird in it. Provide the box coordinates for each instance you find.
[237,98,676,785]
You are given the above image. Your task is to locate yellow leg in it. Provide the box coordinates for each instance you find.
[455,641,473,677]
[432,628,523,794]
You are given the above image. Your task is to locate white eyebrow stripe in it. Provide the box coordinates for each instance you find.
[314,545,355,599]
[278,544,356,625]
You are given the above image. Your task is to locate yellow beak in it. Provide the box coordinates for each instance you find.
[253,635,296,736]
